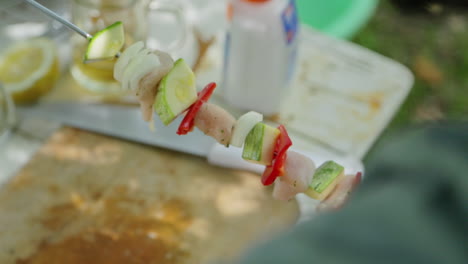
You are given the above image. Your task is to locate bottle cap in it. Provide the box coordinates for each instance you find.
[243,0,271,3]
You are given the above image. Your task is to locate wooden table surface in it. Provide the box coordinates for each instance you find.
[0,123,298,264]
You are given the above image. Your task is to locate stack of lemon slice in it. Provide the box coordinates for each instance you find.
[0,38,59,104]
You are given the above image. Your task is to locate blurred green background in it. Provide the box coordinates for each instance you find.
[350,1,468,160]
[296,0,379,39]
[297,0,467,160]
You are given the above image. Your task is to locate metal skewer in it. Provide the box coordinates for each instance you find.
[24,0,121,60]
[24,0,93,40]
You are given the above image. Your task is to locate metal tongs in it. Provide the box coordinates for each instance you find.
[24,0,120,59]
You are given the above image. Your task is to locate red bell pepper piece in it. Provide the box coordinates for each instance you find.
[354,172,363,185]
[261,125,292,186]
[177,82,217,135]
[262,153,287,186]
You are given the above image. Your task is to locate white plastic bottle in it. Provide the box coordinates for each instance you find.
[222,0,299,116]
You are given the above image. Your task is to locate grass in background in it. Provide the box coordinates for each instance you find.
[352,0,468,161]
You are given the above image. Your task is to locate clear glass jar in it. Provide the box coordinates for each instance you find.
[70,0,189,94]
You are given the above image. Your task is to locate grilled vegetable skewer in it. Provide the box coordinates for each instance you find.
[86,27,361,210]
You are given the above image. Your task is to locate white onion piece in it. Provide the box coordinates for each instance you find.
[230,111,263,147]
[129,53,161,92]
[114,41,144,82]
[121,48,151,90]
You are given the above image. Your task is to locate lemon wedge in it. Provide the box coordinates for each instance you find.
[0,38,59,104]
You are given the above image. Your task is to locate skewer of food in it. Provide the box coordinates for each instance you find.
[85,22,362,211]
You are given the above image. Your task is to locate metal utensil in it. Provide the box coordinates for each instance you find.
[24,0,91,39]
[24,0,121,59]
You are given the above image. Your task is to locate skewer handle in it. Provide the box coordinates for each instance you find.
[24,0,92,39]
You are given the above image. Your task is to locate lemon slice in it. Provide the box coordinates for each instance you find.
[0,38,59,104]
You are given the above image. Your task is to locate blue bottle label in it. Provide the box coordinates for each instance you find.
[282,0,299,45]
